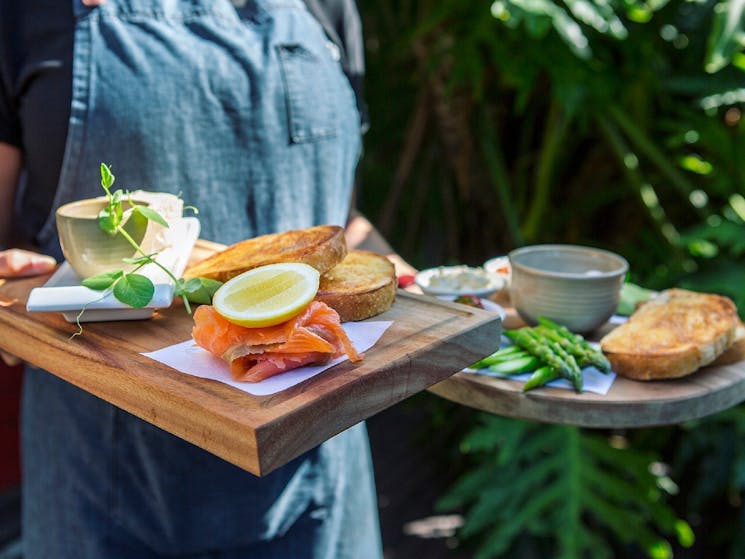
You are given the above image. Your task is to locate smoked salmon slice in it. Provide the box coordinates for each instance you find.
[192,301,362,382]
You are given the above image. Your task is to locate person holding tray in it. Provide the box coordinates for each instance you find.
[0,0,402,557]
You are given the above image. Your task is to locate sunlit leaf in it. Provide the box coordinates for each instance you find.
[563,0,628,39]
[675,519,695,548]
[508,0,592,58]
[627,6,653,23]
[705,0,745,74]
[121,254,156,265]
[177,277,223,305]
[81,271,122,291]
[681,219,745,255]
[648,540,673,559]
[100,162,115,189]
[733,51,745,71]
[98,208,118,235]
[134,205,169,228]
[679,154,713,175]
[113,273,154,308]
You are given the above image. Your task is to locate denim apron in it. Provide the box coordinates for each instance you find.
[22,1,381,557]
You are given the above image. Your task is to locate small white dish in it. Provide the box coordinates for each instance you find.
[437,295,506,321]
[483,255,511,285]
[415,265,504,298]
[26,217,200,322]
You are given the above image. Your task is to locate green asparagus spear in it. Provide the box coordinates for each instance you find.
[537,316,611,373]
[548,340,583,392]
[533,326,587,364]
[488,354,540,375]
[469,345,525,369]
[523,366,559,392]
[504,328,574,380]
[535,325,603,372]
[521,328,583,392]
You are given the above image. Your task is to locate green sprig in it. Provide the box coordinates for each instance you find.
[82,163,221,313]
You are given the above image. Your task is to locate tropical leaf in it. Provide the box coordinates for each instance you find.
[562,0,628,39]
[680,219,745,256]
[705,0,745,73]
[506,0,593,59]
[438,417,689,558]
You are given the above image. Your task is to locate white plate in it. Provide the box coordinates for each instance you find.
[437,295,506,321]
[26,217,200,322]
[415,265,505,298]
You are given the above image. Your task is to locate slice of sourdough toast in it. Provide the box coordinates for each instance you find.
[600,288,739,380]
[314,250,396,322]
[711,321,745,367]
[184,225,347,282]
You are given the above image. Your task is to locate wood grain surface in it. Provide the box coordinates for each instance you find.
[0,244,502,476]
[429,307,745,428]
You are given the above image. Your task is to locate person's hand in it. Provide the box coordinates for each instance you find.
[0,249,57,279]
[0,249,56,366]
[1,351,20,367]
[81,0,106,6]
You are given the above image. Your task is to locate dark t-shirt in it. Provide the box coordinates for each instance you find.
[0,0,365,247]
[0,2,74,245]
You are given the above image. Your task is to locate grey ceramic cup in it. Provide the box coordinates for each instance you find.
[509,244,628,333]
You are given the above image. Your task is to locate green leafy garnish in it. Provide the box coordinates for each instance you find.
[112,273,155,308]
[80,163,219,316]
[176,277,223,305]
[134,205,169,228]
[81,271,123,291]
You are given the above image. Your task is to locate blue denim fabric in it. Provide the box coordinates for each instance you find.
[22,1,380,557]
[38,0,361,249]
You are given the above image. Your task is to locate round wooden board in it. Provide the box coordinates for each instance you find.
[428,304,745,429]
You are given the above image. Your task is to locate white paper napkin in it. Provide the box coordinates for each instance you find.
[463,338,616,395]
[142,321,393,396]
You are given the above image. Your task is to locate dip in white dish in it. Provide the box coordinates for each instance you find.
[415,265,505,297]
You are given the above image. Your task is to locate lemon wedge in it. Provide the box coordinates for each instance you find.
[212,263,320,327]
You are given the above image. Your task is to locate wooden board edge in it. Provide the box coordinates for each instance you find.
[1,315,266,475]
[253,315,503,475]
[429,371,745,429]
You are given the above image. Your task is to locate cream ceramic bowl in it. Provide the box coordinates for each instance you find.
[508,244,628,333]
[56,197,150,279]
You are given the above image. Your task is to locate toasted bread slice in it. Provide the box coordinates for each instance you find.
[711,320,745,366]
[600,288,738,380]
[184,225,347,282]
[315,250,396,322]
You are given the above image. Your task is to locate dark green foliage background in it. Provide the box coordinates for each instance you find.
[356,1,745,557]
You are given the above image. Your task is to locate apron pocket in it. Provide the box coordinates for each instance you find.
[277,43,337,143]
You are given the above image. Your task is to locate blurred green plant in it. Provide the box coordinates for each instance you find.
[359,0,745,301]
[437,415,693,559]
[672,407,745,559]
[358,0,745,557]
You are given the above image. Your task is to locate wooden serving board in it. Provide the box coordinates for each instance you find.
[0,243,502,476]
[429,308,745,428]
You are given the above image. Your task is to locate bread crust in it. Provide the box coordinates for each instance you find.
[315,250,396,322]
[184,225,347,282]
[711,321,745,367]
[600,288,738,380]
